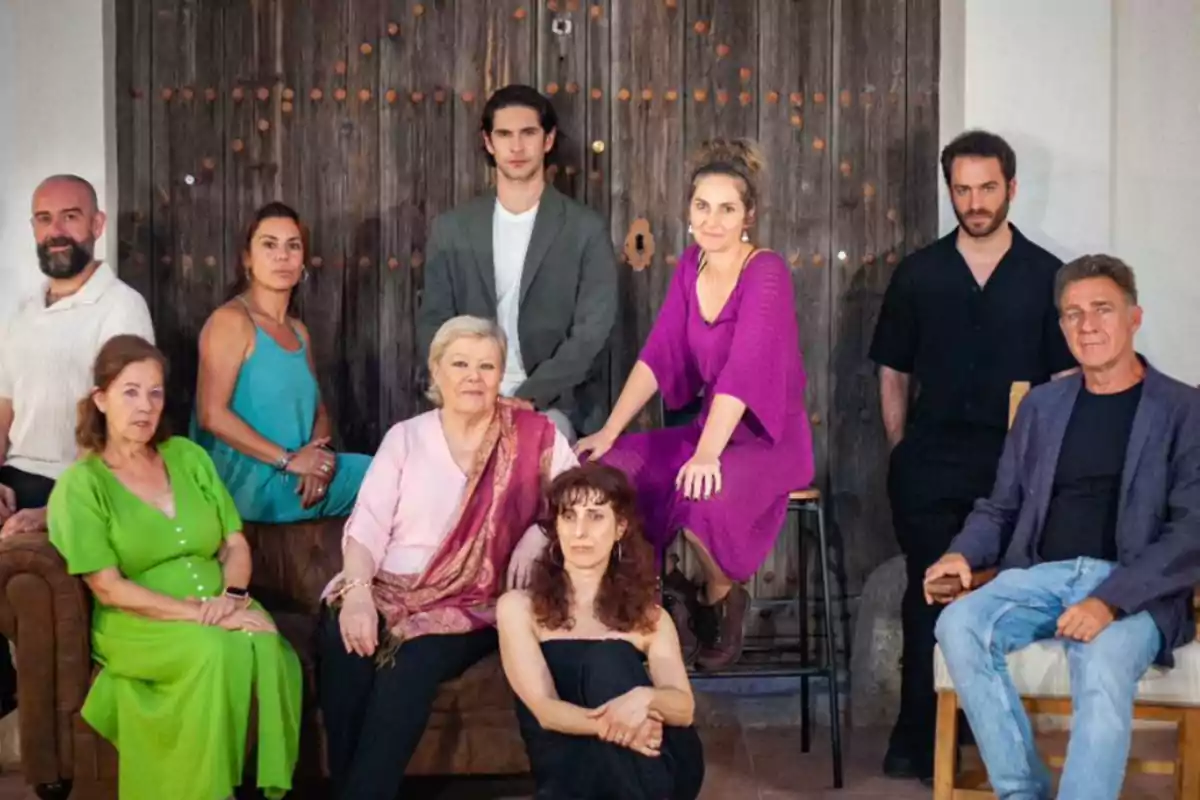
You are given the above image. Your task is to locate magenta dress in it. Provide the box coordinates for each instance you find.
[602,246,814,581]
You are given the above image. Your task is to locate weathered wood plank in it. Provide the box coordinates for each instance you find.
[906,0,941,253]
[584,0,612,217]
[223,0,279,281]
[149,0,183,425]
[536,0,588,200]
[114,0,154,301]
[608,0,684,429]
[684,0,758,141]
[279,0,315,305]
[745,0,834,630]
[830,0,910,594]
[452,0,537,207]
[380,0,457,427]
[162,0,224,426]
[580,0,614,437]
[340,0,384,450]
[292,0,351,443]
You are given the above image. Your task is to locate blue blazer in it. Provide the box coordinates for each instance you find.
[949,361,1200,665]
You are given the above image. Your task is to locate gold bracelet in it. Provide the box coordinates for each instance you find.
[334,578,372,602]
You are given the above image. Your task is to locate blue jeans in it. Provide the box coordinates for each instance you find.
[935,559,1162,800]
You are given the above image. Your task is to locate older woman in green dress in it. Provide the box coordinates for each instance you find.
[47,334,302,800]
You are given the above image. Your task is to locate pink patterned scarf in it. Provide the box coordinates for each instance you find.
[370,399,555,660]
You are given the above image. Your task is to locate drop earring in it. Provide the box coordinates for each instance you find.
[687,223,693,236]
[741,230,750,243]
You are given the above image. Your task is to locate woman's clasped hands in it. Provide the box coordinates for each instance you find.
[587,686,665,757]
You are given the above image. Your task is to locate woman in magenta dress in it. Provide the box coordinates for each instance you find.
[576,139,814,670]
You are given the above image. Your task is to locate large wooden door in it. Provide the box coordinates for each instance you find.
[115,0,939,613]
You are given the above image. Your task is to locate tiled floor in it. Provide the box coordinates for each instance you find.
[0,725,1179,799]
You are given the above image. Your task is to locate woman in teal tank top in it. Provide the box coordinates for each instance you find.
[192,203,369,523]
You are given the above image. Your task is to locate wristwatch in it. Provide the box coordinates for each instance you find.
[224,586,249,601]
[274,450,295,471]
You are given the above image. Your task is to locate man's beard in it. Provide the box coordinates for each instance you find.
[955,193,1011,239]
[37,236,95,279]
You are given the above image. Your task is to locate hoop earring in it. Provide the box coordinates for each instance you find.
[549,542,563,566]
[612,540,624,562]
[301,265,309,283]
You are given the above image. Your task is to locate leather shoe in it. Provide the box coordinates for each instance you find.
[882,748,932,781]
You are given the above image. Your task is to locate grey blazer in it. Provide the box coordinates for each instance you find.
[949,361,1200,664]
[416,185,617,432]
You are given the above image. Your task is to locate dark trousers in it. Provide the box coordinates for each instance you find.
[0,465,55,511]
[517,642,704,800]
[0,465,55,713]
[886,428,1005,768]
[316,607,498,800]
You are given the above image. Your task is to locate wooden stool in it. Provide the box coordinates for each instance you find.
[684,487,844,789]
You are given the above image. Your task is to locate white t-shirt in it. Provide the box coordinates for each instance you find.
[0,263,155,479]
[493,200,538,395]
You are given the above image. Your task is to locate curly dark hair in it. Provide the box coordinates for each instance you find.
[529,463,659,634]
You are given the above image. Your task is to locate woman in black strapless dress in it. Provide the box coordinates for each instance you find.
[497,463,705,800]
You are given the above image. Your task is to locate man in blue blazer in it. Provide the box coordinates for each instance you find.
[926,254,1200,800]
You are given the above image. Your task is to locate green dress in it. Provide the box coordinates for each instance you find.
[48,437,302,800]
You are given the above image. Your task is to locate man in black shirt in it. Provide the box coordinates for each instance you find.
[869,130,1077,780]
[927,256,1200,800]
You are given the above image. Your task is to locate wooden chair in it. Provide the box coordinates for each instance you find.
[930,381,1200,798]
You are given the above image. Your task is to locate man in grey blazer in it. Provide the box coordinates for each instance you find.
[417,85,617,440]
[926,255,1200,800]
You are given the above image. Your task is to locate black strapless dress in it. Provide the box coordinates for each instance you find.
[514,639,705,800]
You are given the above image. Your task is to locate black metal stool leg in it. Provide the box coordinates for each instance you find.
[797,501,811,753]
[815,500,843,789]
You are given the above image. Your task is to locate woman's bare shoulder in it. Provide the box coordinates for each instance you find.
[203,300,254,337]
[497,588,535,623]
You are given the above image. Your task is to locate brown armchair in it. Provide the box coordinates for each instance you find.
[0,518,529,800]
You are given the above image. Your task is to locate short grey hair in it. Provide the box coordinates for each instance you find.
[426,315,508,406]
[1055,254,1138,310]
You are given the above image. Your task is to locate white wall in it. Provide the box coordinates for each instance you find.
[939,0,1115,257]
[1112,0,1200,385]
[0,0,118,322]
[941,0,1200,385]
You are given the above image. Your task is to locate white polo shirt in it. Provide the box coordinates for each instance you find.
[0,263,155,479]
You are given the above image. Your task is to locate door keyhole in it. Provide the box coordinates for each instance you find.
[623,219,655,271]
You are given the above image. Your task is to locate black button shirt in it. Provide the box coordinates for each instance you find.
[870,225,1076,435]
[1038,382,1143,564]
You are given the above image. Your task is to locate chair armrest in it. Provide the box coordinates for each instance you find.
[0,532,92,787]
[924,567,1000,602]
